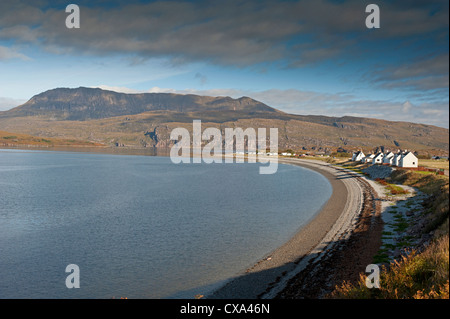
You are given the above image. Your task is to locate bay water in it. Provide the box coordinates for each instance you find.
[0,149,332,298]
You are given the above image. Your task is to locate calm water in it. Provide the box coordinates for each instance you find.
[0,149,332,299]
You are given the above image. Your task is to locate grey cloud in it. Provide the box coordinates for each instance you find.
[29,0,300,66]
[1,0,447,67]
[0,1,45,28]
[381,54,448,80]
[380,75,449,91]
[372,53,449,91]
[380,2,448,38]
[195,73,208,85]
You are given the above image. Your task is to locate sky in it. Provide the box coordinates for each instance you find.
[0,0,448,128]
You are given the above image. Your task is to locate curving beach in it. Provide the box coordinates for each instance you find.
[208,158,380,299]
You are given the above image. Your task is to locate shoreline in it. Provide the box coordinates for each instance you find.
[1,146,377,298]
[207,158,369,299]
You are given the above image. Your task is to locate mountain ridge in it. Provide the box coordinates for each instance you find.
[4,87,280,121]
[0,87,448,155]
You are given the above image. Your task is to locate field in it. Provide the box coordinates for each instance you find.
[419,159,449,170]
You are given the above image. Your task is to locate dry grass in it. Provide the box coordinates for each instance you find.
[375,178,409,195]
[330,168,449,299]
[331,234,449,299]
[419,159,449,171]
[0,130,104,147]
[389,169,448,194]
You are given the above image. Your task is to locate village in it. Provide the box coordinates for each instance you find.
[351,150,419,168]
[270,149,421,168]
[269,147,449,175]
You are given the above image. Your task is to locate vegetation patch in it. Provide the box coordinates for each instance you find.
[330,165,449,299]
[0,130,104,148]
[375,178,409,195]
[331,235,449,299]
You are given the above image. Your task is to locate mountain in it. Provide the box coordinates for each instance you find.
[0,87,448,155]
[3,87,280,121]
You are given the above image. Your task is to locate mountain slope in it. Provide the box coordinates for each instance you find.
[0,87,448,155]
[0,130,104,147]
[3,87,280,121]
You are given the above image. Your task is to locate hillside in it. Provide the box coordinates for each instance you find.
[0,87,448,155]
[0,130,104,148]
[3,87,280,121]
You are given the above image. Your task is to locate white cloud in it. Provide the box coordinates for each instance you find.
[0,97,27,111]
[92,85,142,94]
[0,45,30,60]
[91,85,178,94]
[402,101,413,113]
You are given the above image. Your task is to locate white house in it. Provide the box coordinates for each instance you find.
[383,152,395,165]
[352,151,365,162]
[372,152,384,164]
[398,151,418,168]
[361,154,375,163]
[392,152,403,167]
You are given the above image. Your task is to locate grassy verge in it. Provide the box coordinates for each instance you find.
[331,234,449,299]
[301,155,350,164]
[375,178,409,195]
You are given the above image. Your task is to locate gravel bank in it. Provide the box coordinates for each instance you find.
[362,164,394,179]
[207,159,367,299]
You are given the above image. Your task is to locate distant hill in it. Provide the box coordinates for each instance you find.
[3,87,280,121]
[0,87,448,155]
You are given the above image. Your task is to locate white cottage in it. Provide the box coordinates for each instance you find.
[372,152,384,164]
[383,152,395,165]
[399,151,418,168]
[352,151,365,162]
[361,154,375,163]
[392,152,403,167]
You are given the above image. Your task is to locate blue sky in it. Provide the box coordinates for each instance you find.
[0,0,448,127]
